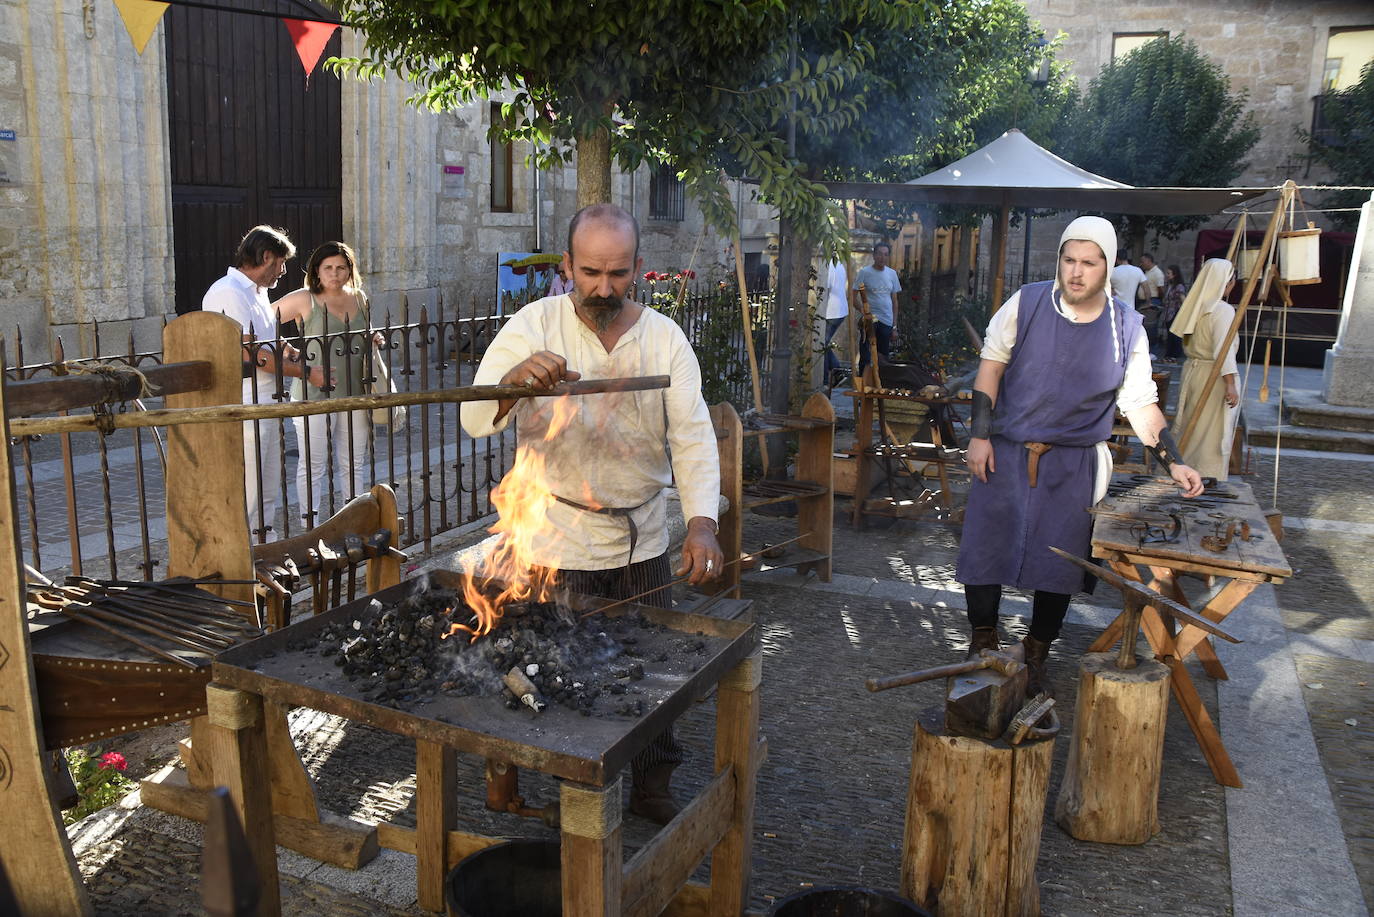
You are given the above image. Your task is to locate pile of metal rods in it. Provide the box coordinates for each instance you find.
[26,576,262,668]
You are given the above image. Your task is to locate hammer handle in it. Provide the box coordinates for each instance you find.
[867,656,992,693]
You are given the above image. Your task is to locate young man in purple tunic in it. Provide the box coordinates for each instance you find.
[956,216,1203,696]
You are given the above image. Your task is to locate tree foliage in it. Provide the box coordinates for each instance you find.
[1062,36,1260,243]
[329,0,927,253]
[1300,60,1374,230]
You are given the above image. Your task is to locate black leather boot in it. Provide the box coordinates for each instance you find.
[967,626,1000,659]
[630,764,680,825]
[1022,634,1054,698]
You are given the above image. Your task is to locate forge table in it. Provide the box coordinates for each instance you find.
[1087,474,1290,787]
[209,572,762,916]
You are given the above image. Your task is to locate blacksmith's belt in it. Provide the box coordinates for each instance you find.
[1024,442,1053,487]
[553,493,656,565]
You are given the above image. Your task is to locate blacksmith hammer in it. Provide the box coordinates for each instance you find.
[317,540,344,609]
[1049,547,1240,669]
[868,648,1031,740]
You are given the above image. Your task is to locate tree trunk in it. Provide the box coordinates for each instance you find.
[576,127,613,207]
[902,705,1053,917]
[1055,653,1170,845]
[787,231,817,413]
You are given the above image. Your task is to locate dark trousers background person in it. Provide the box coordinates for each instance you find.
[857,321,893,375]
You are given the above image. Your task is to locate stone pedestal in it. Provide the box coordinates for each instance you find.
[1324,193,1374,407]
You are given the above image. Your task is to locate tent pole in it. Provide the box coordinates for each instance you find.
[1021,209,1033,284]
[990,197,1011,313]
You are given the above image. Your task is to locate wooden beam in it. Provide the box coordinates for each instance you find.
[3,360,212,418]
[622,765,735,917]
[416,740,458,913]
[709,652,762,916]
[561,778,623,917]
[375,821,506,870]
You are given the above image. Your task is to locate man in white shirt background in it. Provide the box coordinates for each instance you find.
[1139,252,1166,351]
[202,225,328,541]
[855,242,901,375]
[821,259,848,387]
[1109,248,1146,311]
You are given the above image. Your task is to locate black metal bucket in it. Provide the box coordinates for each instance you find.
[445,839,561,917]
[769,885,932,917]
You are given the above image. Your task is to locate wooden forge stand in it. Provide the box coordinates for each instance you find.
[846,388,965,528]
[210,573,764,917]
[901,706,1054,917]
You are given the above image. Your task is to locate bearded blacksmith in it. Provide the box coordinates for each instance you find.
[462,203,723,823]
[956,216,1203,695]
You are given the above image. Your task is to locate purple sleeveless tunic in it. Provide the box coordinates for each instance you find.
[956,280,1144,594]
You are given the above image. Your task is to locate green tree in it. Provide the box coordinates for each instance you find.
[1300,60,1374,230]
[329,0,922,250]
[1062,36,1260,252]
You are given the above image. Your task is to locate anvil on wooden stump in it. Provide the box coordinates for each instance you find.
[867,646,1030,740]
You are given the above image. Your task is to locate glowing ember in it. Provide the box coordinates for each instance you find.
[453,396,582,641]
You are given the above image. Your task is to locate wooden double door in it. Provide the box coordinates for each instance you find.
[165,0,342,314]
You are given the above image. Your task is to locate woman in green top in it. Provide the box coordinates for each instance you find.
[276,241,378,527]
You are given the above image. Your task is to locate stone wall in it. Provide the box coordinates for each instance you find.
[0,0,173,363]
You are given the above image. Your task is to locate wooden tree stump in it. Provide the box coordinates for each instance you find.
[1055,652,1170,845]
[901,705,1054,917]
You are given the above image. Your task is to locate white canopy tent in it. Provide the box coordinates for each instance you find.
[822,129,1270,307]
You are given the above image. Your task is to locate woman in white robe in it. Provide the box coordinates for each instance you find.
[1170,258,1241,479]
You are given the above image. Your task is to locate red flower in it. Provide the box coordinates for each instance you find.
[98,752,128,771]
[644,271,661,282]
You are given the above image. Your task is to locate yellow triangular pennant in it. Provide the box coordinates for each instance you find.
[113,0,170,55]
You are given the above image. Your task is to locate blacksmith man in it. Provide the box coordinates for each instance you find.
[956,216,1203,695]
[461,203,723,823]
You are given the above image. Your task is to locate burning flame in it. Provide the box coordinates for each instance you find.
[452,395,581,641]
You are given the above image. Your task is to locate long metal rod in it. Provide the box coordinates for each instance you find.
[9,375,672,436]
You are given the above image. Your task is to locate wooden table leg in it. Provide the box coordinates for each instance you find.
[1087,558,1145,653]
[416,740,457,913]
[560,777,623,917]
[1138,607,1243,787]
[206,683,281,916]
[1174,579,1257,664]
[710,649,762,916]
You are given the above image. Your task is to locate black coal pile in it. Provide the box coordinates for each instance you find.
[289,584,710,718]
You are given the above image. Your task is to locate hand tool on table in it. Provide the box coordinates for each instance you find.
[1049,547,1241,669]
[1201,518,1260,553]
[318,539,344,607]
[867,648,1056,741]
[66,575,258,609]
[345,533,365,601]
[63,577,260,630]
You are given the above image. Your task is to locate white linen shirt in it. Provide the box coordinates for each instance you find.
[202,267,279,403]
[981,289,1159,503]
[461,296,720,571]
[823,262,848,320]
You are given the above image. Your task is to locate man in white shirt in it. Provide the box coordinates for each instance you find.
[462,203,722,824]
[1109,248,1146,310]
[1140,252,1166,350]
[821,260,848,385]
[855,242,901,374]
[202,225,326,541]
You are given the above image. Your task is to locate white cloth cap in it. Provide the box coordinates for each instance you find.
[1053,216,1118,296]
[1170,258,1234,338]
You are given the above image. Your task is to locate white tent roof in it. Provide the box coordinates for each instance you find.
[822,129,1269,215]
[909,129,1130,190]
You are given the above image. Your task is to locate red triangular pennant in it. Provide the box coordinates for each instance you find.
[281,18,339,83]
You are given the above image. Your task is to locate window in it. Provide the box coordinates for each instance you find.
[1323,27,1374,91]
[648,164,685,221]
[490,102,513,213]
[1112,32,1166,61]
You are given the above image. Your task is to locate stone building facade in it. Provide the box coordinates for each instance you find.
[0,3,761,364]
[989,0,1374,294]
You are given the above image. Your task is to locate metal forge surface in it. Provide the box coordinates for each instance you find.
[214,570,756,785]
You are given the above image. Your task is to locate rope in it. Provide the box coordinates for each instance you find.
[1273,293,1290,510]
[61,361,159,436]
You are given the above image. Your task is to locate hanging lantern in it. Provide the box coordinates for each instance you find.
[1278,222,1321,285]
[1235,247,1263,280]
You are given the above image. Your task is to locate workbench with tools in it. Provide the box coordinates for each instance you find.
[1086,473,1291,787]
[845,386,967,527]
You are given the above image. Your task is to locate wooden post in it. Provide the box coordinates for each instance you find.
[901,706,1053,917]
[796,392,834,582]
[989,198,1012,314]
[365,484,403,594]
[709,650,762,915]
[560,777,623,917]
[1055,653,1170,844]
[206,684,280,917]
[164,311,255,606]
[0,358,91,913]
[710,403,743,600]
[416,740,457,913]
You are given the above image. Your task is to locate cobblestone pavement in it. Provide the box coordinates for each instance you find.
[57,367,1373,914]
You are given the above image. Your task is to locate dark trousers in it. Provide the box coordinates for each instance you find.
[823,317,846,377]
[857,321,893,375]
[550,553,684,779]
[964,583,1070,643]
